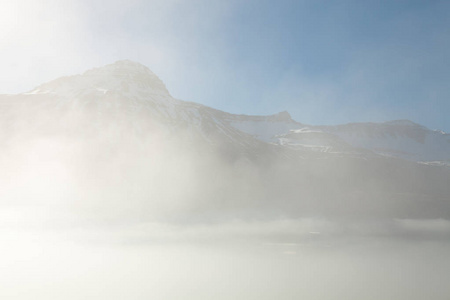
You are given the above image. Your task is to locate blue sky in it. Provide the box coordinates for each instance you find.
[1,0,449,131]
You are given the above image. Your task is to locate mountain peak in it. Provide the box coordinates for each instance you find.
[384,120,422,127]
[27,60,171,97]
[85,60,154,76]
[272,111,292,121]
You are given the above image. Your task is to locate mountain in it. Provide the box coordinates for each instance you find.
[0,60,449,223]
[226,111,450,163]
[7,60,449,163]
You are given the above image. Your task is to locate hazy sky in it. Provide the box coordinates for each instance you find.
[1,0,449,131]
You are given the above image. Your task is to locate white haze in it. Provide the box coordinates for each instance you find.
[1,0,449,297]
[1,96,450,300]
[1,223,450,300]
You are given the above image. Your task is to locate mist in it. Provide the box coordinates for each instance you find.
[1,66,450,299]
[1,0,450,297]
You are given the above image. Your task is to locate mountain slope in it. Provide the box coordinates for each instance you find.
[0,60,449,223]
[226,111,450,162]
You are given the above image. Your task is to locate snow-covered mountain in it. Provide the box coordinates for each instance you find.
[1,60,449,222]
[2,61,279,160]
[226,110,450,163]
[5,59,448,163]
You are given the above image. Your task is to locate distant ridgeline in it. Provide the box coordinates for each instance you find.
[0,60,449,223]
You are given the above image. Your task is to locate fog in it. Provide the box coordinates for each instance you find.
[1,89,450,299]
[2,0,449,297]
[1,223,450,299]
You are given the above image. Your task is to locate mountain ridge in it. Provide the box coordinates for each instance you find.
[1,60,450,222]
[2,60,449,163]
